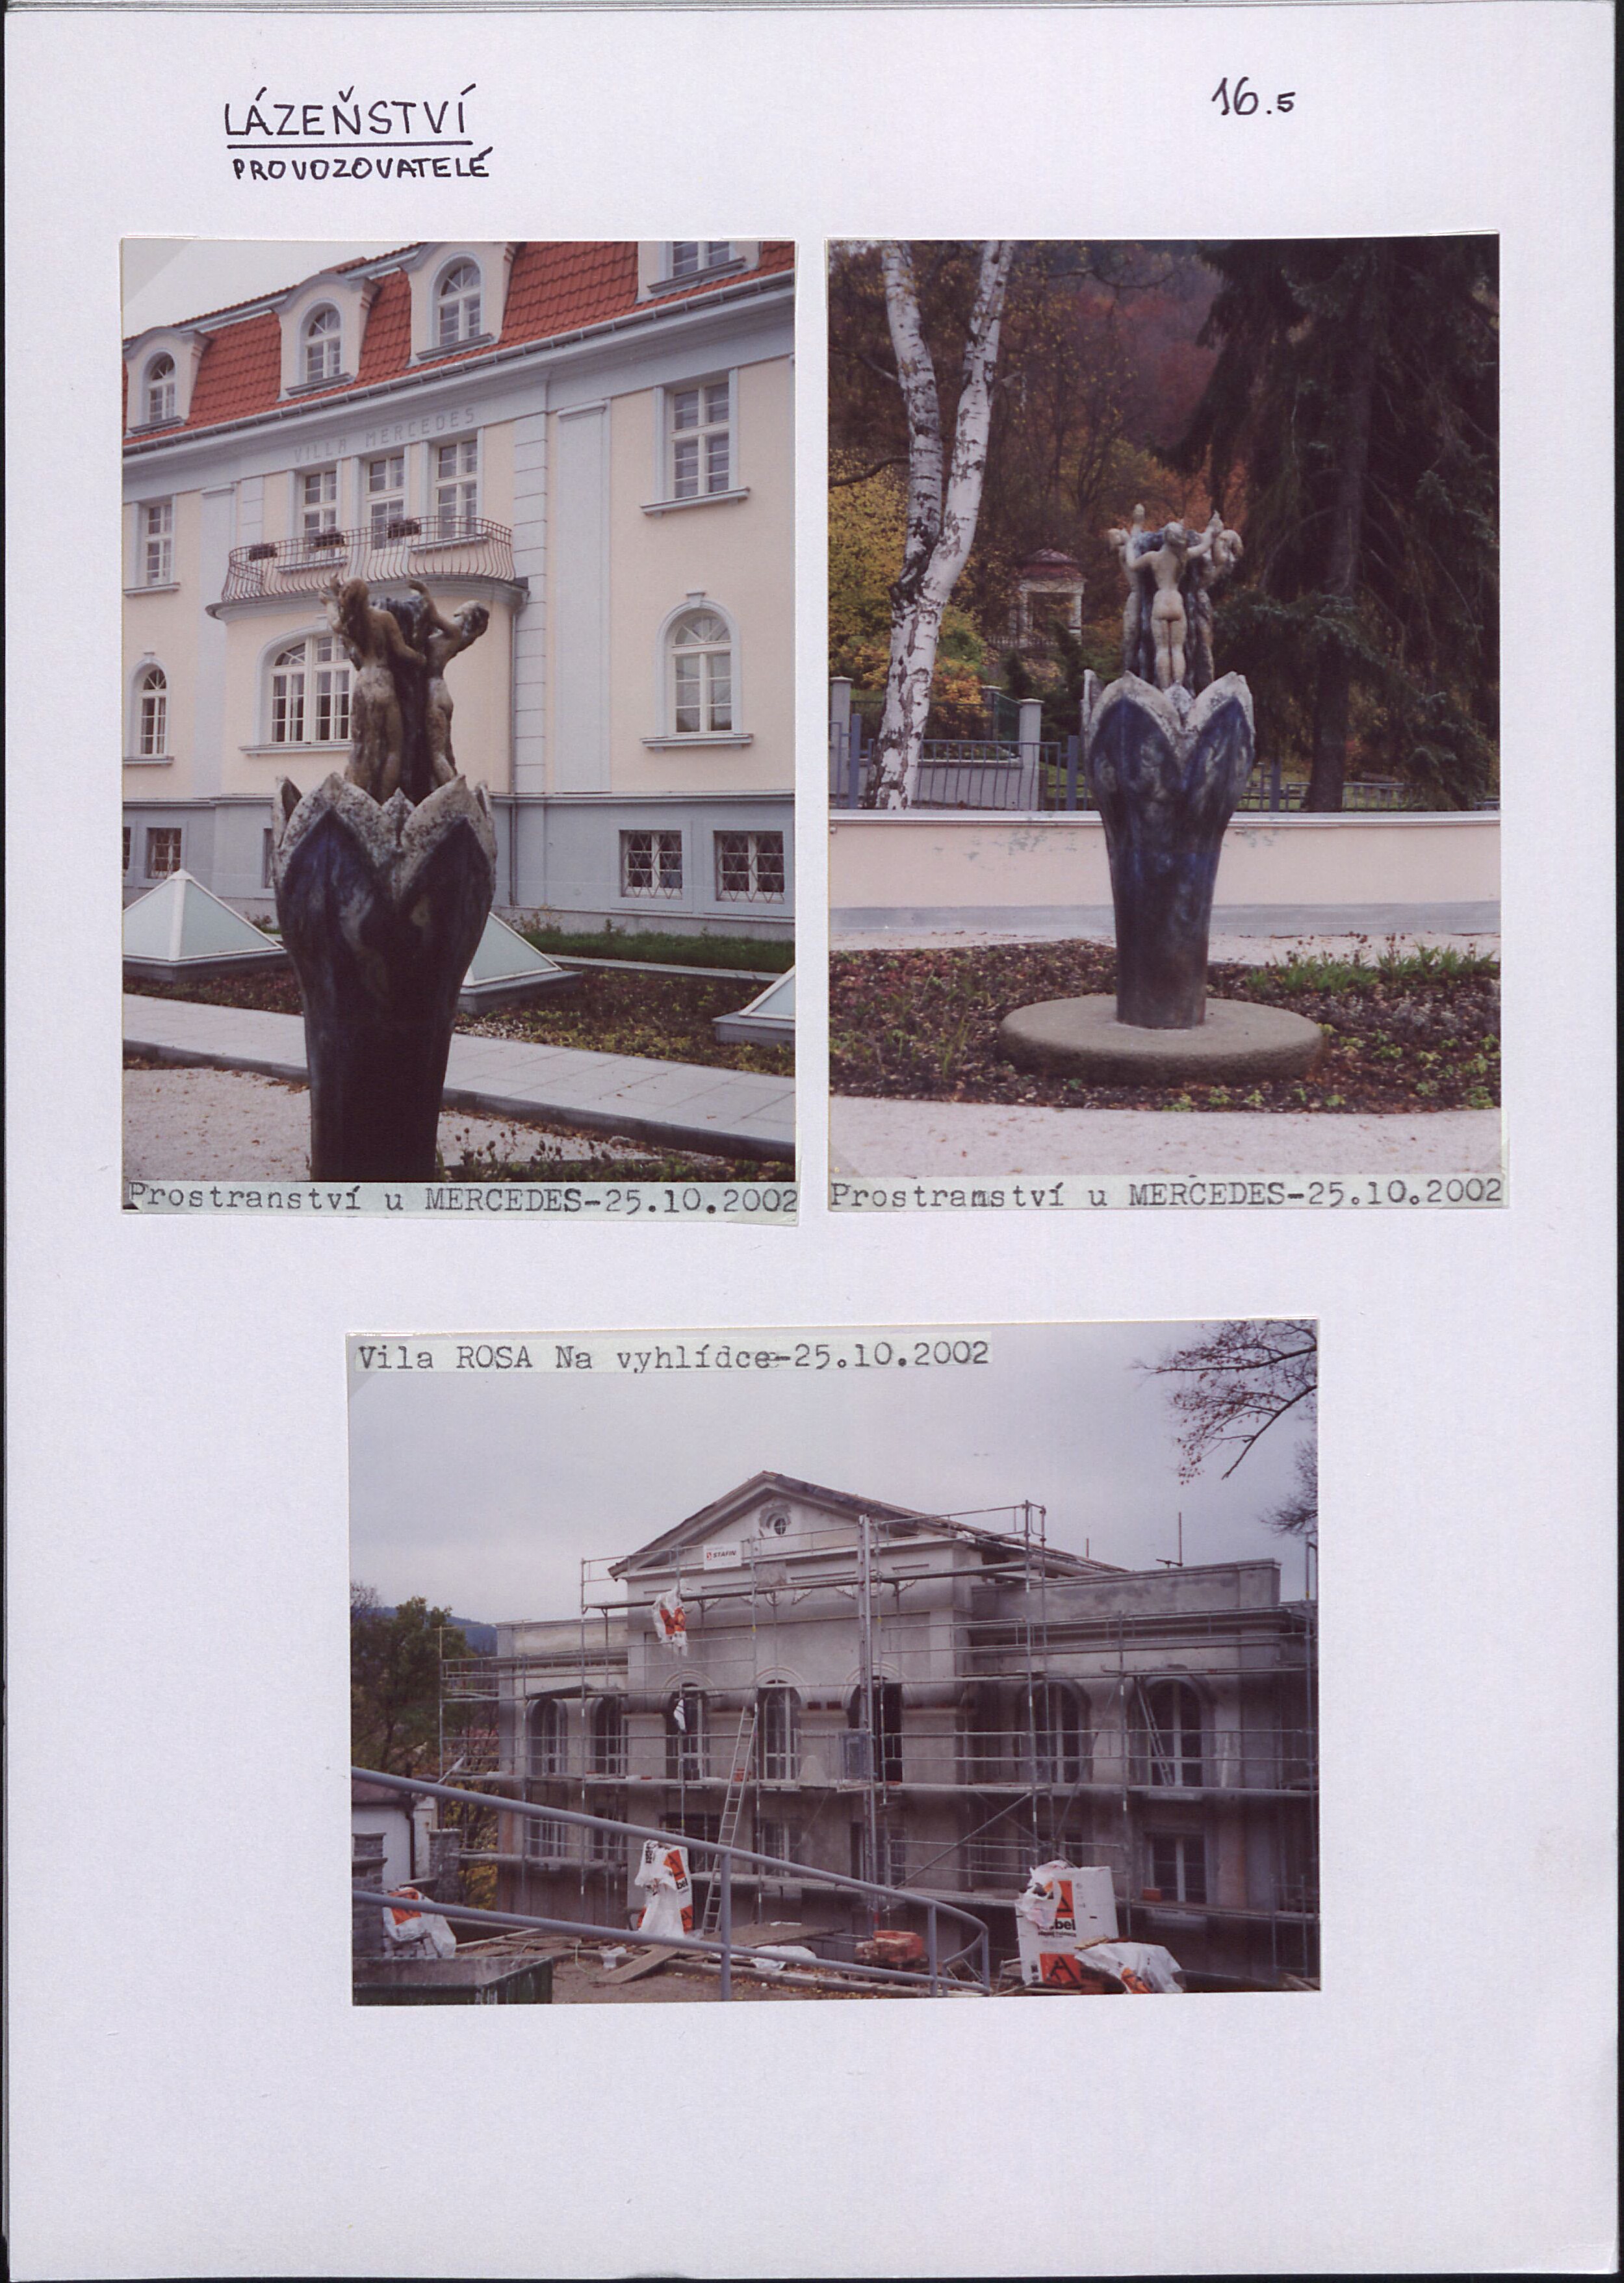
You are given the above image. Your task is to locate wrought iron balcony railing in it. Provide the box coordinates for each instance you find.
[221,517,515,603]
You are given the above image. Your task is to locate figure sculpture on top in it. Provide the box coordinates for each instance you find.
[406,580,491,788]
[1106,505,1244,693]
[321,576,424,803]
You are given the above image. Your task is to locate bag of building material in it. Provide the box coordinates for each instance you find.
[653,1588,689,1655]
[381,1887,457,1960]
[634,1840,693,1939]
[1013,1861,1118,1987]
[1075,1940,1185,1993]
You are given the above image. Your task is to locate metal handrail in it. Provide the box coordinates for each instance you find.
[354,1765,993,1997]
[222,518,516,602]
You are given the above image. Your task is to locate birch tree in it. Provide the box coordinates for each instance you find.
[868,240,1016,808]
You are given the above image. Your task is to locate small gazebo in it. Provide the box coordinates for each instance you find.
[1008,548,1086,649]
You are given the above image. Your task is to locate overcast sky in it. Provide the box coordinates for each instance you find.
[348,1321,1315,1619]
[122,240,404,335]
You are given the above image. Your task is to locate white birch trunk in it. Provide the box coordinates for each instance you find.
[870,240,1015,810]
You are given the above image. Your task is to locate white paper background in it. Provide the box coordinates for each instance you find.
[5,5,1615,2275]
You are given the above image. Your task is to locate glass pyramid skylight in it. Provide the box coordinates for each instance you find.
[712,966,795,1046]
[458,912,578,1009]
[123,871,287,977]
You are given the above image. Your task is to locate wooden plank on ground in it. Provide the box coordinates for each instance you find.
[597,1944,681,1985]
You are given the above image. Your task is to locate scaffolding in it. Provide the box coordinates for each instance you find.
[437,1499,1319,1986]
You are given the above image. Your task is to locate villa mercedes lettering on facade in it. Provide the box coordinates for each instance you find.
[123,240,795,939]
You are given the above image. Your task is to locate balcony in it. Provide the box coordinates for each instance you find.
[218,518,518,606]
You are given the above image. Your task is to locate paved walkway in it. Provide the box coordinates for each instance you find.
[829,1096,1501,1177]
[124,996,795,1164]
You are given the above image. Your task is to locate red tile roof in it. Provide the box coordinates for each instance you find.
[138,242,794,438]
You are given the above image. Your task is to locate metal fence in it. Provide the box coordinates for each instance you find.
[353,1766,992,1998]
[828,717,1496,814]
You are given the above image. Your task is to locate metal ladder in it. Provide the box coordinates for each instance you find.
[698,1705,758,1937]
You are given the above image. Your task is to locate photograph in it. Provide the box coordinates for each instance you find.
[122,237,796,1198]
[348,1322,1319,2003]
[827,238,1502,1206]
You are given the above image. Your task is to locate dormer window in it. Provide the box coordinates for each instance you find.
[302,306,342,384]
[670,242,733,279]
[145,355,176,424]
[437,261,482,347]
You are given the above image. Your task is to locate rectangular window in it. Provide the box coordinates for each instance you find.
[146,827,182,879]
[1149,1833,1207,1906]
[621,830,683,899]
[756,1818,790,1867]
[433,437,479,537]
[669,242,732,279]
[587,1823,621,1866]
[301,467,338,534]
[271,662,305,745]
[123,827,133,875]
[311,636,351,744]
[525,1816,570,1863]
[715,831,785,903]
[142,500,174,585]
[366,452,406,541]
[668,379,732,500]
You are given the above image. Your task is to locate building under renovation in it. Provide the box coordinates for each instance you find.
[444,1472,1318,1989]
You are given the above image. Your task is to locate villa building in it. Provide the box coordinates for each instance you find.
[448,1471,1319,1989]
[122,240,795,938]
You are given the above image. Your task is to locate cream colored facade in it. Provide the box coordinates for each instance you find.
[123,242,795,936]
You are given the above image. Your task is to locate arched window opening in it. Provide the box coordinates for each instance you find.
[668,606,733,736]
[303,305,342,384]
[437,261,482,347]
[847,1681,903,1785]
[589,1696,626,1777]
[665,1687,706,1781]
[1145,1681,1204,1788]
[136,665,168,758]
[756,1685,799,1781]
[1023,1681,1083,1785]
[269,634,351,746]
[145,355,176,424]
[528,1697,567,1778]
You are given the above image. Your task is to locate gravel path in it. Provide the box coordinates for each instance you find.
[124,1065,662,1181]
[829,1097,1502,1177]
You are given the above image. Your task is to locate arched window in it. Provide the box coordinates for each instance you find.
[135,664,168,758]
[145,355,176,424]
[757,1685,800,1781]
[302,305,342,384]
[437,261,482,347]
[1022,1681,1084,1785]
[1145,1681,1204,1788]
[665,1687,706,1781]
[667,606,734,736]
[589,1696,626,1777]
[528,1697,567,1778]
[847,1681,903,1785]
[268,634,351,746]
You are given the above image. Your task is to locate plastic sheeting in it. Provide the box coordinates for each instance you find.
[634,1840,693,1939]
[654,1589,689,1657]
[1014,1860,1118,1987]
[381,1887,456,1960]
[1075,1941,1185,1994]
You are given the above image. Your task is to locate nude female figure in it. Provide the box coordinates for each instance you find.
[322,576,424,801]
[1106,504,1148,677]
[406,581,491,786]
[1131,521,1192,689]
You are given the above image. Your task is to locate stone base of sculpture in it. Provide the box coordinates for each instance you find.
[998,993,1323,1084]
[272,772,497,1180]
